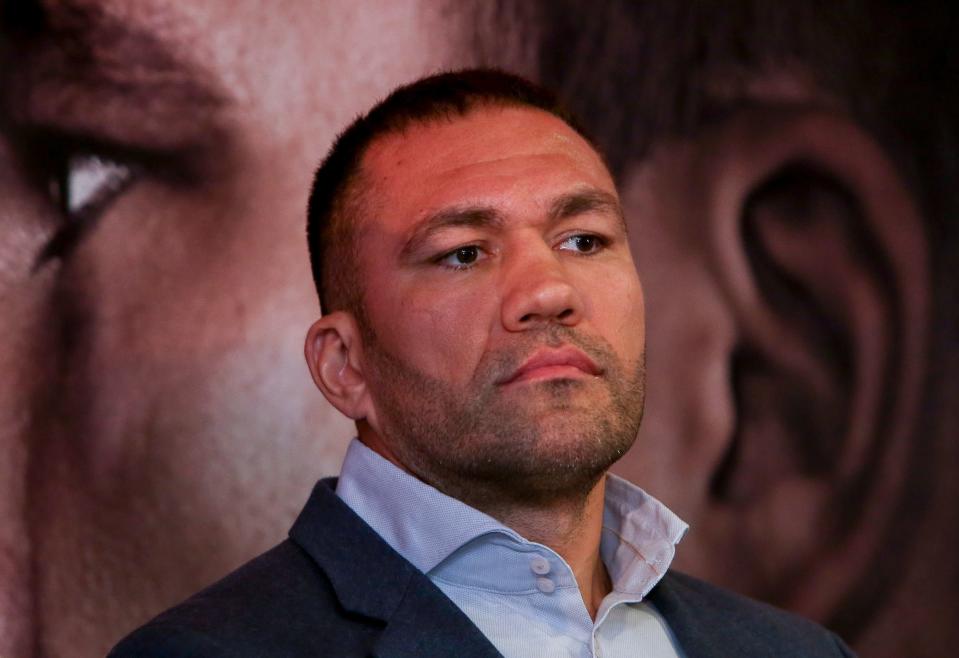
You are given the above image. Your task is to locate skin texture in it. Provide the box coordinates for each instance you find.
[0,1,500,655]
[305,106,647,618]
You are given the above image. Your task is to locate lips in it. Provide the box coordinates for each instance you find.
[499,346,602,385]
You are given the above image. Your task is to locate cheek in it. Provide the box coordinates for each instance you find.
[584,265,646,359]
[616,285,646,361]
[366,276,497,380]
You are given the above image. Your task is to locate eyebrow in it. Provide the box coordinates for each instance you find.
[547,189,626,230]
[400,187,626,259]
[400,207,503,258]
[0,0,227,151]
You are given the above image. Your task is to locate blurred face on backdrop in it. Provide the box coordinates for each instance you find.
[0,0,511,655]
[527,3,953,655]
[611,79,935,653]
[308,106,647,510]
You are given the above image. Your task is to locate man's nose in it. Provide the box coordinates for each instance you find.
[500,247,585,332]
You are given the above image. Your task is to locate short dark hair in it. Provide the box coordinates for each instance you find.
[305,68,595,315]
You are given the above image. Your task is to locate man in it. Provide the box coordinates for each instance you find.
[4,3,953,657]
[110,69,853,657]
[0,2,532,656]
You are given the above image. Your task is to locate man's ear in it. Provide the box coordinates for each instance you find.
[304,311,373,422]
[618,106,931,636]
[707,110,930,626]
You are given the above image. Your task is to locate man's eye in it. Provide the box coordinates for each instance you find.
[558,234,605,254]
[50,153,135,221]
[437,245,484,269]
[36,152,137,265]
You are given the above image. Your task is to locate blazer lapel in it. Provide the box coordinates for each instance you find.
[371,578,502,658]
[648,571,852,658]
[289,479,502,658]
[648,572,728,658]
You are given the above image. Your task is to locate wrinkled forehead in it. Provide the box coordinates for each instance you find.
[355,106,617,224]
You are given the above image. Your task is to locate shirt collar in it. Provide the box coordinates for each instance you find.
[336,438,513,574]
[335,438,688,596]
[600,473,689,598]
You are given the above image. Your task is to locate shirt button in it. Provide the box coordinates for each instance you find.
[536,577,556,594]
[529,555,551,575]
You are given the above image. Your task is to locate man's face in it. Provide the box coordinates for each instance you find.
[0,1,485,655]
[351,107,647,505]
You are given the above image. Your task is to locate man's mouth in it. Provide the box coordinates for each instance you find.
[498,346,602,385]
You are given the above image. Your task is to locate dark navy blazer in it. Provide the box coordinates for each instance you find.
[109,479,855,657]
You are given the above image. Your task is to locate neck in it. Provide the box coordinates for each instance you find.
[358,427,614,619]
[475,476,613,620]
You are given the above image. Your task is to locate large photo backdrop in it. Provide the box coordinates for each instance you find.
[1,1,955,656]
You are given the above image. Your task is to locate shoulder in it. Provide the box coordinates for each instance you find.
[108,539,372,658]
[651,571,856,657]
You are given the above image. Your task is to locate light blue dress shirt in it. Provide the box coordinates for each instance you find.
[336,439,689,658]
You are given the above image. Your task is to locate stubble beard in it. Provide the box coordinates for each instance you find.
[363,324,646,511]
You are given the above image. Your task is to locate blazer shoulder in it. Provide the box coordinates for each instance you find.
[109,623,238,658]
[108,539,375,657]
[651,571,856,657]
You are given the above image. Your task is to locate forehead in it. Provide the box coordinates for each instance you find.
[358,106,616,227]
